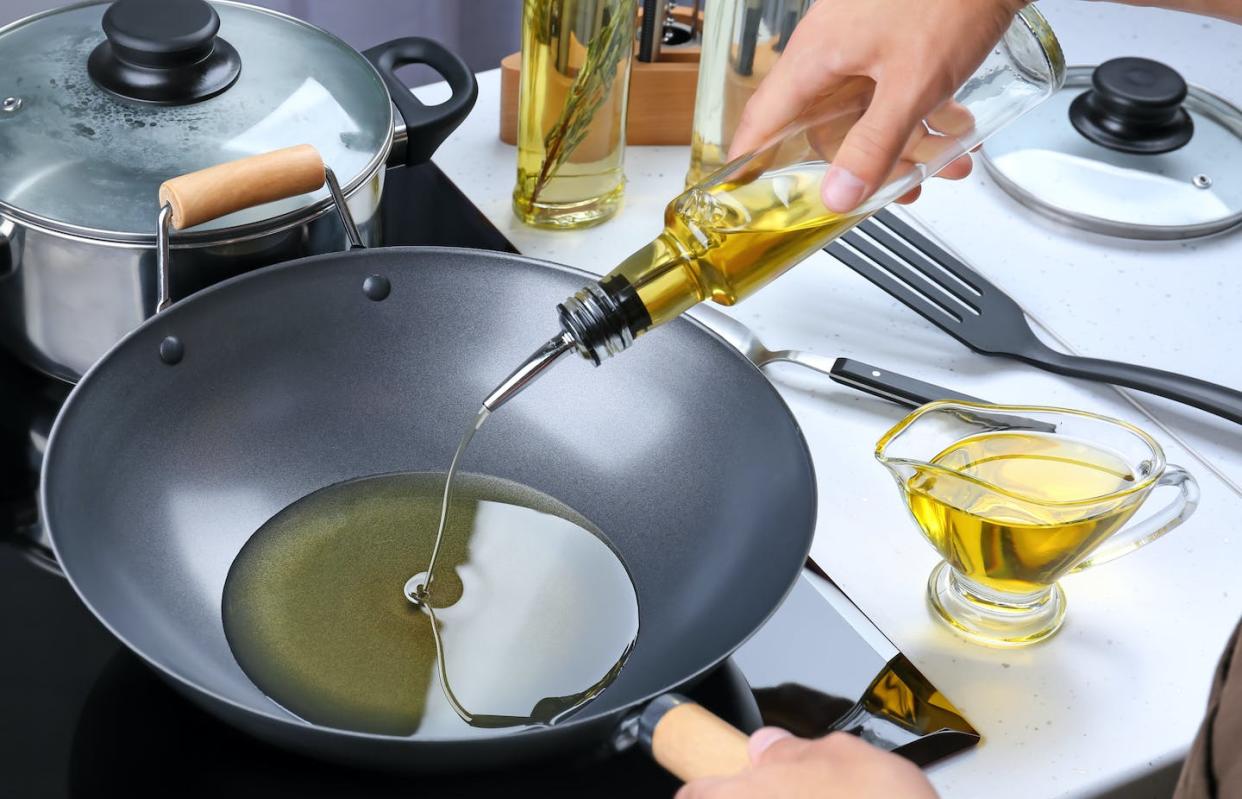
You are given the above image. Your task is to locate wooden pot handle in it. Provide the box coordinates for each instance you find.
[645,696,751,782]
[158,144,326,230]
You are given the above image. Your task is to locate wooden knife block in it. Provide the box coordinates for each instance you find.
[499,48,700,147]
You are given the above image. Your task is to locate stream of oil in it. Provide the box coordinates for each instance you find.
[223,471,640,738]
[413,408,490,603]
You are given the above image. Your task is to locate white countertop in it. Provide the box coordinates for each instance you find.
[417,3,1241,795]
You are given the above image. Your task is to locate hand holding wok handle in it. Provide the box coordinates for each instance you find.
[638,694,752,781]
[153,144,361,313]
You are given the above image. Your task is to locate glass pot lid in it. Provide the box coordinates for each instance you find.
[0,0,393,241]
[980,58,1242,240]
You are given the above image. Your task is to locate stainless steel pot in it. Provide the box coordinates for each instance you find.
[0,0,477,382]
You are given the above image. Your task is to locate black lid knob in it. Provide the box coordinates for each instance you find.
[1068,57,1194,155]
[87,0,241,105]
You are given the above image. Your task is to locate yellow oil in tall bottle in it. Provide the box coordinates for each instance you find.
[512,0,636,229]
[602,162,865,333]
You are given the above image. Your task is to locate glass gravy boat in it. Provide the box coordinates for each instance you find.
[876,402,1199,647]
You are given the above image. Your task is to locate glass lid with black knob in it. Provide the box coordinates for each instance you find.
[0,0,392,240]
[980,57,1242,240]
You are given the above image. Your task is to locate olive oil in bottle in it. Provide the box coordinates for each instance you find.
[223,472,639,738]
[540,160,868,369]
[512,0,638,228]
[480,160,868,409]
[608,162,863,330]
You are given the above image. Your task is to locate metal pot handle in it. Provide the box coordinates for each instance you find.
[154,144,362,313]
[0,217,13,278]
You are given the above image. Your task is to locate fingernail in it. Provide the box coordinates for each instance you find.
[822,167,866,213]
[748,726,794,762]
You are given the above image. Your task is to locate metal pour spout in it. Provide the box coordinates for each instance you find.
[482,331,578,413]
[480,278,640,413]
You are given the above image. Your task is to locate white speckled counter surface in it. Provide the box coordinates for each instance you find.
[415,3,1242,795]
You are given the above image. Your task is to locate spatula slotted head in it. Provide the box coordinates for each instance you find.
[828,210,1043,358]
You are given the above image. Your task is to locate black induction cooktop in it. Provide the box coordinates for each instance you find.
[0,161,977,797]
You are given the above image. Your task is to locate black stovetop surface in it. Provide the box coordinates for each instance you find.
[0,162,972,797]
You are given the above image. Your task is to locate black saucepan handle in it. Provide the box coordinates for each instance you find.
[364,37,479,168]
[829,358,983,408]
[1034,351,1242,425]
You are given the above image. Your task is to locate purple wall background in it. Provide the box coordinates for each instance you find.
[0,1,523,84]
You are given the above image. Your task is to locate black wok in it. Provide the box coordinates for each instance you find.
[40,149,817,776]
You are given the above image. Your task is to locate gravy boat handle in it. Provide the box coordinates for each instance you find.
[1070,464,1200,572]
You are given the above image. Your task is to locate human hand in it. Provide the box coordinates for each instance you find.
[729,0,1027,211]
[675,727,939,799]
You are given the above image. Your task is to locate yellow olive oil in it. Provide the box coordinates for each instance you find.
[223,472,639,738]
[512,0,636,228]
[905,432,1140,595]
[605,163,865,331]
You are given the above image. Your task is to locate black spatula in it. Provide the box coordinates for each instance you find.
[827,210,1242,425]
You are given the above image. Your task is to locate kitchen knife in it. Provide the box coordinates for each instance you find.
[829,358,1058,433]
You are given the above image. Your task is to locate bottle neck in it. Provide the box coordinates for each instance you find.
[559,232,701,364]
[557,275,650,365]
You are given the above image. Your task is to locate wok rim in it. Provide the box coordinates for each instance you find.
[41,245,818,749]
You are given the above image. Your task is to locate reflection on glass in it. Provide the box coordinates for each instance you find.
[223,78,363,158]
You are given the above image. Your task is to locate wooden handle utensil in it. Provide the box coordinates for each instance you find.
[158,144,326,230]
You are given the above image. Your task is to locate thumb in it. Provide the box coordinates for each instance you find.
[748,726,796,763]
[821,81,926,213]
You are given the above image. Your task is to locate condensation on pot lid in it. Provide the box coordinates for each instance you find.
[980,59,1242,240]
[0,1,392,241]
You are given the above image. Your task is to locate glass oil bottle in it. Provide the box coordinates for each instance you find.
[512,0,638,229]
[485,6,1066,411]
[686,0,812,187]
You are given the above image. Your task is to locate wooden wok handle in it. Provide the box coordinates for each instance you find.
[643,695,751,782]
[158,144,326,230]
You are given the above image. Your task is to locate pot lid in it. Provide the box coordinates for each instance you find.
[0,0,392,241]
[980,58,1242,240]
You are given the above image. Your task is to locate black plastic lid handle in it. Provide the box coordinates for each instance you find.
[1068,57,1194,154]
[87,0,242,105]
[364,37,479,168]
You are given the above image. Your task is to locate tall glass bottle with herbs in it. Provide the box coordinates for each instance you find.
[512,0,638,229]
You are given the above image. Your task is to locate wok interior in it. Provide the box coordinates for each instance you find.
[44,248,815,737]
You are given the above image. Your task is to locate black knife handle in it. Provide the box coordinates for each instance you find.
[1035,351,1242,426]
[829,358,984,408]
[829,358,1059,433]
